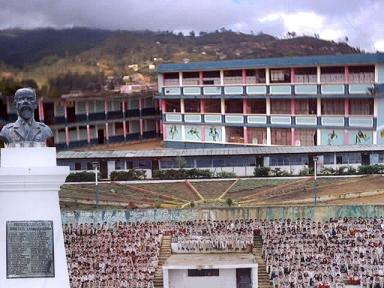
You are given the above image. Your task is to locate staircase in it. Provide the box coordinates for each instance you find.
[154,235,172,288]
[252,235,272,288]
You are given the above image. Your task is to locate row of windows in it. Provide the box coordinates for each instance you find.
[67,152,379,171]
[163,65,375,85]
[165,99,373,115]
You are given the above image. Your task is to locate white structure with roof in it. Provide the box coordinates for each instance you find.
[163,253,258,288]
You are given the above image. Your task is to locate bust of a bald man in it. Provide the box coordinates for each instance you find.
[0,88,53,144]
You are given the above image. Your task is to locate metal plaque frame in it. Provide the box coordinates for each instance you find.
[6,220,55,279]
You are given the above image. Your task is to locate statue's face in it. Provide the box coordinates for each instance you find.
[15,91,36,121]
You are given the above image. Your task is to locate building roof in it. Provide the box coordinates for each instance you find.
[57,145,384,160]
[157,53,384,73]
[163,253,257,269]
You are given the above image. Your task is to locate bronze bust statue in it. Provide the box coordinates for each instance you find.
[0,88,53,145]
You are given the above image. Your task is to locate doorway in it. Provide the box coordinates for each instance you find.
[236,268,252,288]
[361,153,370,165]
[98,129,105,144]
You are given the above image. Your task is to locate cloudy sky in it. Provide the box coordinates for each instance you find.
[0,0,383,51]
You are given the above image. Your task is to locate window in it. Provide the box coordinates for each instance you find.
[225,100,243,113]
[248,128,267,145]
[163,73,179,86]
[295,129,316,146]
[182,72,200,86]
[115,122,124,135]
[223,70,242,85]
[271,128,291,145]
[246,69,266,84]
[320,67,344,83]
[204,99,221,113]
[270,68,291,83]
[294,67,317,83]
[165,100,181,112]
[348,65,374,83]
[202,71,220,85]
[295,99,317,115]
[226,127,244,143]
[184,99,201,113]
[271,99,291,114]
[188,269,219,277]
[248,99,266,114]
[75,163,82,170]
[321,99,344,115]
[349,99,373,115]
[87,162,93,170]
[324,154,335,165]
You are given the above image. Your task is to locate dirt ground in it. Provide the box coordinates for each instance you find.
[59,175,384,210]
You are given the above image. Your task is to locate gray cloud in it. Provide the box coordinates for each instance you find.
[0,0,383,51]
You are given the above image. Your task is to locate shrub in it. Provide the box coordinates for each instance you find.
[226,198,233,207]
[215,171,236,178]
[152,169,212,180]
[320,167,336,175]
[254,167,270,177]
[271,168,292,177]
[110,169,146,181]
[358,164,384,175]
[299,167,314,176]
[66,171,98,182]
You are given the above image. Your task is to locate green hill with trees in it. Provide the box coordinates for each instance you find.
[0,28,361,98]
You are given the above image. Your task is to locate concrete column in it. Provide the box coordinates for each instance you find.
[220,70,224,86]
[251,267,258,288]
[180,99,185,113]
[243,126,248,144]
[200,99,205,113]
[317,66,321,84]
[373,131,377,144]
[291,99,295,115]
[243,99,248,114]
[317,129,321,145]
[155,121,159,134]
[291,128,295,146]
[221,98,225,114]
[222,126,226,144]
[199,71,203,85]
[242,69,246,85]
[65,126,69,147]
[291,67,295,84]
[266,68,270,85]
[86,124,90,143]
[317,98,321,116]
[179,72,183,86]
[344,130,349,144]
[201,126,205,143]
[375,64,379,83]
[105,123,109,141]
[123,121,127,139]
[344,99,349,116]
[267,127,271,145]
[266,98,271,115]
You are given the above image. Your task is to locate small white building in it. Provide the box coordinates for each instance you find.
[163,254,258,288]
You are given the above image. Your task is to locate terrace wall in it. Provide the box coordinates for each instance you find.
[62,205,384,224]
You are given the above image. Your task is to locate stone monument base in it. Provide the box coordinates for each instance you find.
[0,147,70,288]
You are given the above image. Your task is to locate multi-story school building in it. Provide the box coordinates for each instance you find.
[156,53,384,148]
[0,91,160,149]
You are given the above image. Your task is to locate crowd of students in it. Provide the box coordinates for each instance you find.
[63,217,384,288]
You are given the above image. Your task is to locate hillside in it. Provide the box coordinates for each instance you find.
[0,28,361,95]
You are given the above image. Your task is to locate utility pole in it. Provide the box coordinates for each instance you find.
[313,156,318,206]
[93,162,99,208]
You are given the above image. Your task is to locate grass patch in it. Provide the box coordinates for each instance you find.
[229,179,295,193]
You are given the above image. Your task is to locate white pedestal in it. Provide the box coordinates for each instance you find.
[0,147,70,288]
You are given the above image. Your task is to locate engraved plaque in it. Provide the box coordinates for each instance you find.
[6,221,55,278]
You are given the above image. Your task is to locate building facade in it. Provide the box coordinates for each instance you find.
[156,53,384,148]
[0,91,160,149]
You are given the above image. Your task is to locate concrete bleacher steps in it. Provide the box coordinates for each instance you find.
[154,235,172,288]
[252,235,272,288]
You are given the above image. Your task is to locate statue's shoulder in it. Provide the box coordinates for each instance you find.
[1,123,15,131]
[37,122,53,137]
